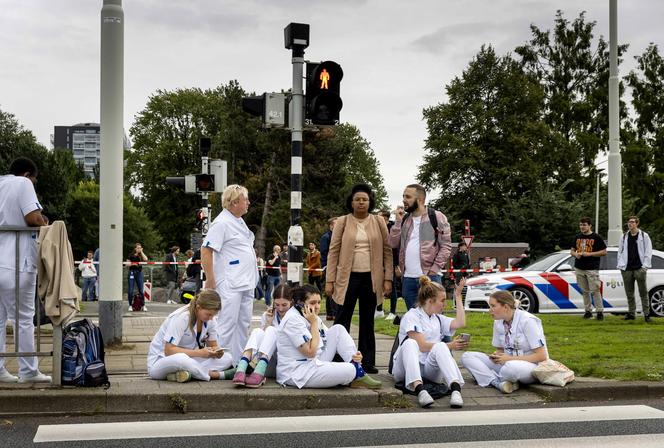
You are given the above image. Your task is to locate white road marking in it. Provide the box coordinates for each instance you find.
[33,405,664,443]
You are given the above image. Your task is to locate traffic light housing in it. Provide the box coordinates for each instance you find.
[306,61,343,125]
[195,174,214,192]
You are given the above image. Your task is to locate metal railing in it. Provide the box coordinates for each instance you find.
[0,225,61,385]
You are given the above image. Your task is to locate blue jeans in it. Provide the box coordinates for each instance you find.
[265,275,281,307]
[402,274,442,310]
[127,270,144,305]
[82,277,96,301]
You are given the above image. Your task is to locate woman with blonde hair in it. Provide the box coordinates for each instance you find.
[391,277,468,408]
[147,289,233,382]
[461,290,548,393]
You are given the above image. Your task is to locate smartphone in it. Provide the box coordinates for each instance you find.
[459,333,471,342]
[213,346,229,353]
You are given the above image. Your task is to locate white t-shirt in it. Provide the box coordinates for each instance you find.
[397,307,455,364]
[404,216,423,278]
[276,307,329,388]
[202,208,258,291]
[492,309,547,357]
[147,306,219,367]
[0,175,42,273]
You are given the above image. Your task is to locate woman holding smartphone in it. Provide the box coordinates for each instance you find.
[233,284,292,387]
[276,285,382,389]
[461,290,548,393]
[147,289,233,382]
[391,277,468,408]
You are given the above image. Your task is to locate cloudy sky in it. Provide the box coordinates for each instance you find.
[1,0,662,207]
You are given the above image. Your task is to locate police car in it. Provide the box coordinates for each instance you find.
[463,248,664,317]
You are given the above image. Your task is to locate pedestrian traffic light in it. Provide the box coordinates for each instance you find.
[195,174,214,192]
[306,61,343,125]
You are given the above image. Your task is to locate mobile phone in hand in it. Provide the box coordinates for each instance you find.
[459,333,471,342]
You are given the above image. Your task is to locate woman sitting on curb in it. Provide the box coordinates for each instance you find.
[276,284,382,389]
[147,289,234,382]
[233,284,292,387]
[461,290,548,393]
[391,276,468,408]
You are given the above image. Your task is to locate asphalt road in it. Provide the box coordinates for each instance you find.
[4,401,664,447]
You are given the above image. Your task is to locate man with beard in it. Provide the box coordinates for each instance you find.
[388,184,452,310]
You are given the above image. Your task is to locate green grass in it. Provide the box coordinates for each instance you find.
[332,298,664,382]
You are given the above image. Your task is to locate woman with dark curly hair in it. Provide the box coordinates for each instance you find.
[325,183,392,373]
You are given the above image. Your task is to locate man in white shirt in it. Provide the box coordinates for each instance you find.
[0,158,51,383]
[201,184,258,364]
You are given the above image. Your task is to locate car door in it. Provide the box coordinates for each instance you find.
[599,251,623,311]
[542,256,581,311]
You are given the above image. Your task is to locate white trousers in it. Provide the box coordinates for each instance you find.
[0,269,38,376]
[461,351,537,387]
[286,324,358,388]
[244,327,278,359]
[148,352,233,381]
[215,285,253,364]
[392,339,464,390]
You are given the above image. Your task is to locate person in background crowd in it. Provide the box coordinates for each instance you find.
[265,244,282,307]
[254,248,266,302]
[452,242,471,284]
[0,157,51,383]
[93,247,100,299]
[320,217,337,321]
[462,290,548,394]
[79,249,97,302]
[570,217,607,321]
[279,243,289,284]
[617,215,653,322]
[164,246,180,305]
[511,249,531,269]
[185,248,202,293]
[127,243,148,312]
[306,242,323,292]
[326,183,392,374]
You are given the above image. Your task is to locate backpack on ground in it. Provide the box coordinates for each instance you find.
[132,291,144,311]
[61,318,110,388]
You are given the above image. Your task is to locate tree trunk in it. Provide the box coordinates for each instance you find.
[255,151,276,258]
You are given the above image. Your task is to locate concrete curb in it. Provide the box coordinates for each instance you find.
[527,380,664,402]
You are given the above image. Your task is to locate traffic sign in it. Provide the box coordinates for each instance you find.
[462,235,474,248]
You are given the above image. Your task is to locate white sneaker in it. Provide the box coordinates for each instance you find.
[417,389,434,407]
[374,310,385,319]
[18,372,52,383]
[142,305,148,312]
[0,369,18,383]
[128,306,133,312]
[449,390,463,408]
[499,381,519,394]
[385,313,396,321]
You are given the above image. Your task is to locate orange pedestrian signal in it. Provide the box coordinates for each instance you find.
[319,68,330,89]
[305,61,343,125]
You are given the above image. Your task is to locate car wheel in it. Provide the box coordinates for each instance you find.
[511,286,538,313]
[649,286,664,318]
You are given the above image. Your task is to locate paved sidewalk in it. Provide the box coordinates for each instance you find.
[1,301,661,416]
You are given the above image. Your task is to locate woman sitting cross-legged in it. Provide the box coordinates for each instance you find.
[461,290,548,393]
[391,277,468,408]
[147,289,234,382]
[276,284,382,389]
[233,284,292,387]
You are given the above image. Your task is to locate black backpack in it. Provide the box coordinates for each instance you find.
[62,318,110,388]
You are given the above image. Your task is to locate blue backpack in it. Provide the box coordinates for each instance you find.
[62,318,110,388]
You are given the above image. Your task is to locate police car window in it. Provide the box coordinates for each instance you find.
[523,253,568,271]
[652,256,664,269]
[554,257,575,272]
[600,252,617,270]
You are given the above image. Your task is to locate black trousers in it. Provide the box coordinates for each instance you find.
[334,272,376,368]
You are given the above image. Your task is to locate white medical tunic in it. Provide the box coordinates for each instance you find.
[492,309,547,356]
[202,208,258,291]
[397,307,456,363]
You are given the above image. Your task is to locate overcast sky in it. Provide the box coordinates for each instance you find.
[1,0,662,207]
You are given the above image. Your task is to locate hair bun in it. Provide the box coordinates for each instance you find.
[418,275,431,285]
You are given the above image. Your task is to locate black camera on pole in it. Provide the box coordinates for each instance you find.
[305,61,343,125]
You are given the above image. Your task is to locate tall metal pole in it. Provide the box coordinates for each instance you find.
[99,0,124,344]
[595,171,600,234]
[607,0,622,245]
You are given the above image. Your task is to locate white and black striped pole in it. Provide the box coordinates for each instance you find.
[284,23,309,285]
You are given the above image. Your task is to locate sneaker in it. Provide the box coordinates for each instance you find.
[350,374,382,389]
[418,389,434,407]
[0,369,18,383]
[624,313,635,320]
[498,381,519,394]
[374,310,385,319]
[142,305,148,312]
[166,370,192,383]
[245,372,266,388]
[583,311,592,319]
[18,372,52,383]
[385,313,396,321]
[128,306,133,312]
[596,312,604,321]
[232,370,246,386]
[449,390,464,408]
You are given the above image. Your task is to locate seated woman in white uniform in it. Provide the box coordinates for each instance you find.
[461,290,548,393]
[391,276,468,408]
[233,284,292,387]
[147,289,234,382]
[276,285,382,389]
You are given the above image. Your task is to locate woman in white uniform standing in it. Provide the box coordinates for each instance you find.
[233,284,292,387]
[276,285,382,389]
[147,289,233,382]
[201,184,258,364]
[391,277,468,408]
[461,290,548,393]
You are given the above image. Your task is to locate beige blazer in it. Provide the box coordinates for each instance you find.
[38,221,80,326]
[326,214,393,305]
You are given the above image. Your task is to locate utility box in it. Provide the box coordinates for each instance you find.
[265,93,287,128]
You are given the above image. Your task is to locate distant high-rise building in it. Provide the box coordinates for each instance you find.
[53,122,130,178]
